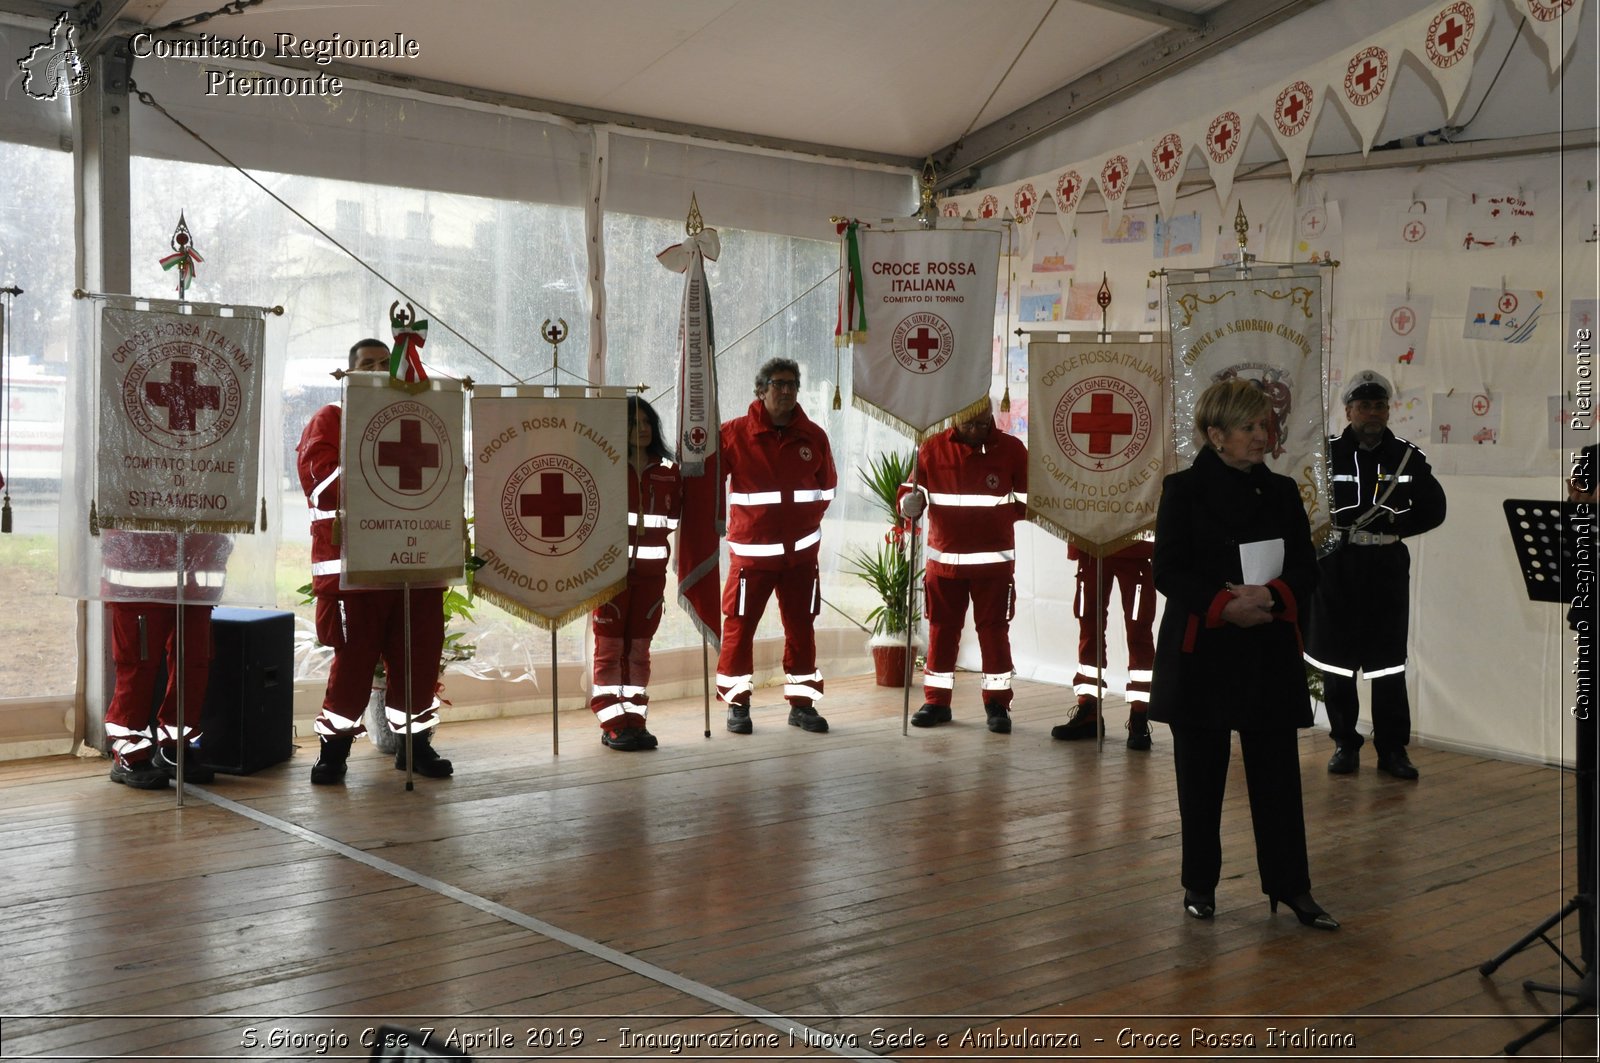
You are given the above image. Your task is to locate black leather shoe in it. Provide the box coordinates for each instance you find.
[788,705,829,733]
[726,701,753,734]
[1183,889,1215,920]
[984,700,1011,734]
[1270,892,1340,930]
[602,726,658,752]
[395,732,453,777]
[1126,713,1152,751]
[1327,745,1359,774]
[1376,750,1419,780]
[110,755,168,790]
[154,745,215,784]
[911,703,951,727]
[310,735,353,785]
[1050,699,1100,741]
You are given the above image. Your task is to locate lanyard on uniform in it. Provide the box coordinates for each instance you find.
[1348,446,1413,533]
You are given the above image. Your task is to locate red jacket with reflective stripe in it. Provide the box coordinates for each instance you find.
[297,403,344,596]
[908,427,1027,578]
[101,528,233,602]
[720,399,836,570]
[626,458,683,579]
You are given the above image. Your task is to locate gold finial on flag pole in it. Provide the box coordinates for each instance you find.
[541,318,568,383]
[686,193,704,236]
[1233,202,1254,272]
[916,157,939,228]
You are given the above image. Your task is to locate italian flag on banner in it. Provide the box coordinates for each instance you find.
[843,222,1003,439]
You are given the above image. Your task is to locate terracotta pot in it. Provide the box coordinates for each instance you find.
[872,643,911,687]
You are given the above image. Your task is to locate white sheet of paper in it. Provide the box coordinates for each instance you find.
[1240,539,1284,585]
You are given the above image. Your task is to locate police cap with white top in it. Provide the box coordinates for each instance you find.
[1342,369,1393,405]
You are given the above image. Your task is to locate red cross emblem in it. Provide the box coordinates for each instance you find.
[1403,220,1427,242]
[1344,46,1388,106]
[1427,4,1475,68]
[1390,306,1415,336]
[1152,134,1183,180]
[686,425,708,449]
[1275,82,1313,136]
[1052,376,1152,472]
[941,201,961,218]
[1207,112,1242,163]
[1526,0,1573,22]
[503,453,601,555]
[1471,393,1491,416]
[376,418,440,491]
[1498,292,1519,314]
[979,194,999,219]
[1100,156,1129,198]
[521,471,584,539]
[1013,183,1036,220]
[1055,170,1083,212]
[145,359,220,431]
[891,312,954,374]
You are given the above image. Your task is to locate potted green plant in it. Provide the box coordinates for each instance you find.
[844,449,923,686]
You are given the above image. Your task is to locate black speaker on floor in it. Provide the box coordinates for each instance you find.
[197,607,295,774]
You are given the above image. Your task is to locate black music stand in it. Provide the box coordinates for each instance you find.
[1480,499,1596,1055]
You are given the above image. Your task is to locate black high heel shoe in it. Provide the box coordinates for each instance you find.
[1183,890,1215,920]
[1270,893,1339,930]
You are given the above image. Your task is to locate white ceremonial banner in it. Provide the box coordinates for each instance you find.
[1509,0,1586,73]
[471,387,629,630]
[850,222,1003,437]
[1027,336,1168,556]
[1167,265,1331,535]
[339,374,466,588]
[97,305,264,532]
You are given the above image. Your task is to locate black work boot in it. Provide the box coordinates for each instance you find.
[1126,712,1152,751]
[310,734,353,785]
[395,730,454,777]
[110,752,168,790]
[726,699,753,734]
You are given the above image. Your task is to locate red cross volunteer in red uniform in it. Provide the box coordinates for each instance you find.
[103,529,232,789]
[898,399,1027,734]
[1052,539,1157,749]
[590,396,682,752]
[298,338,451,785]
[716,358,837,735]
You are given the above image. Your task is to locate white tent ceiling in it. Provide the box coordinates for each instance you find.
[41,0,1318,168]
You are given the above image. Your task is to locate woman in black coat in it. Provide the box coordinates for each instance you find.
[1147,379,1337,930]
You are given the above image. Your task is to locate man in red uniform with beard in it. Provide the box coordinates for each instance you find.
[898,398,1028,734]
[298,338,453,784]
[716,358,837,735]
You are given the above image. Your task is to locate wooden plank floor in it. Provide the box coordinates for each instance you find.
[0,675,1593,1061]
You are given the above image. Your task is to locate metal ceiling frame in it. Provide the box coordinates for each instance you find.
[1074,0,1207,32]
[933,0,1328,189]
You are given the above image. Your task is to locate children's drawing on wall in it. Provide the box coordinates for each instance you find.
[1019,282,1063,325]
[1464,286,1543,343]
[1294,199,1343,264]
[1433,389,1501,446]
[1378,198,1448,250]
[1461,191,1536,251]
[1102,210,1149,245]
[1065,282,1104,321]
[1153,212,1202,259]
[1381,293,1433,365]
[1390,388,1429,446]
[1569,297,1597,340]
[1031,224,1077,274]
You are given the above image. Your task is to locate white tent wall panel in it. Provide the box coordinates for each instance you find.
[963,148,1592,766]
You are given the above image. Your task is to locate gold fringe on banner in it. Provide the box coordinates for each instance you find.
[474,577,628,634]
[850,392,994,445]
[345,566,463,587]
[1026,510,1155,561]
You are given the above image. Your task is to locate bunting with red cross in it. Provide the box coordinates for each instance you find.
[844,222,1003,439]
[1025,335,1168,556]
[338,372,465,587]
[470,386,629,629]
[96,305,265,533]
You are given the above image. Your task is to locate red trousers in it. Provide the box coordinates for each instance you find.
[105,602,213,762]
[1074,552,1156,706]
[590,575,666,733]
[314,588,445,737]
[716,559,822,706]
[922,570,1015,708]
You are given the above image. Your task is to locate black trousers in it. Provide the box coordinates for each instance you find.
[1170,723,1311,898]
[1324,671,1410,755]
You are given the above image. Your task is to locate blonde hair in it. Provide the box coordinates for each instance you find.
[1192,378,1271,448]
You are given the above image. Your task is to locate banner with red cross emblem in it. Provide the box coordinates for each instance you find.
[470,387,629,629]
[1025,337,1168,556]
[97,305,265,533]
[849,222,1003,439]
[1167,265,1331,536]
[338,373,465,588]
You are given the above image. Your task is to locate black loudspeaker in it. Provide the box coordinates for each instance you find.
[197,607,295,774]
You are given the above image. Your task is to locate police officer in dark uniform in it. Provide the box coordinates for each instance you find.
[1306,369,1447,780]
